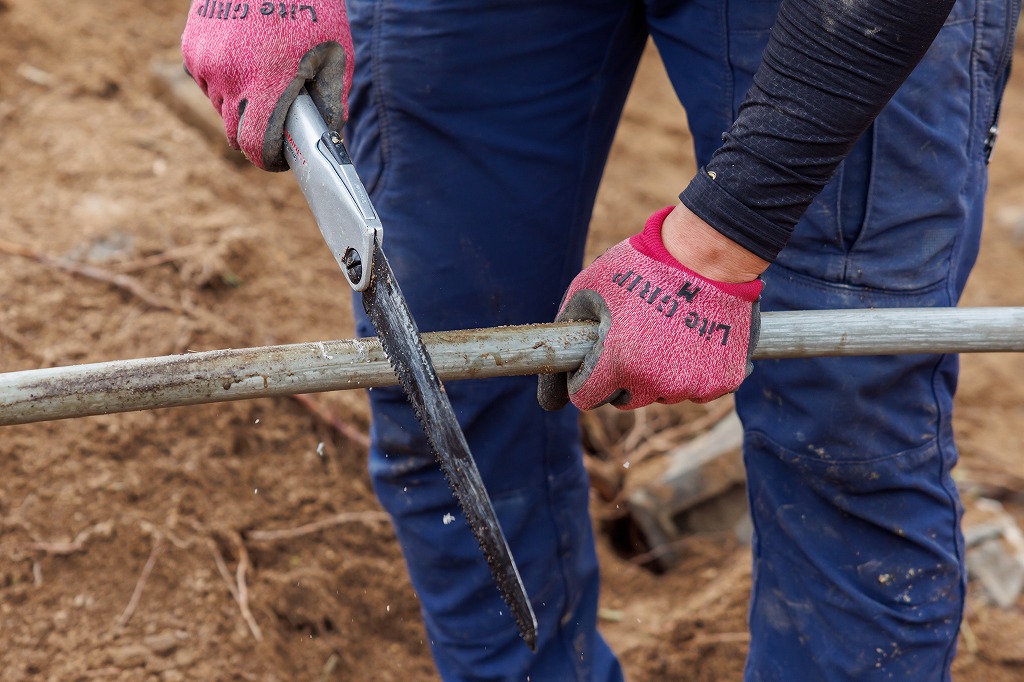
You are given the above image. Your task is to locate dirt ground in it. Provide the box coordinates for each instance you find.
[1,2,1023,680]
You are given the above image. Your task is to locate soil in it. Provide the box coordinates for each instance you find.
[1,2,1022,680]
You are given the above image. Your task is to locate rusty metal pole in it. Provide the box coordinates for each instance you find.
[1,307,1023,427]
[0,322,597,427]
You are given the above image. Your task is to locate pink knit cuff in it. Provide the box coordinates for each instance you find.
[630,206,763,303]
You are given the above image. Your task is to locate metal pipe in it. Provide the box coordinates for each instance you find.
[2,307,1022,427]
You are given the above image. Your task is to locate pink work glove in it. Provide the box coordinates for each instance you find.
[538,207,762,411]
[181,1,354,171]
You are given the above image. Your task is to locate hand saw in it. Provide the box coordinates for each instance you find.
[282,89,538,649]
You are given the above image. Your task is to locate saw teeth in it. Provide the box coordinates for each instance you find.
[363,241,537,648]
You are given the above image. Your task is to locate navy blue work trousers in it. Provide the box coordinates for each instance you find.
[344,0,1020,679]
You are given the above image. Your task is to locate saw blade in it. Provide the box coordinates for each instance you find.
[361,238,538,650]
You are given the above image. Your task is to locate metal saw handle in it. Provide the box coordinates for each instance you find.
[283,89,382,291]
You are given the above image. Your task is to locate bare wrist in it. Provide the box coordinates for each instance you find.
[661,203,770,283]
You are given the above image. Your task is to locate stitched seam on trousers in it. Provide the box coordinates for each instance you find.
[767,260,950,300]
[741,446,765,680]
[368,0,392,199]
[968,0,986,161]
[833,161,847,261]
[927,354,963,676]
[556,3,644,297]
[743,428,942,467]
[722,0,738,124]
[541,412,587,681]
[839,125,878,279]
[943,4,984,304]
[940,174,973,306]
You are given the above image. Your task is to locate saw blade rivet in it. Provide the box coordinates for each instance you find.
[343,248,362,284]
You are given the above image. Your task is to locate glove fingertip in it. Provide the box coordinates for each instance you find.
[537,373,570,412]
[305,41,350,132]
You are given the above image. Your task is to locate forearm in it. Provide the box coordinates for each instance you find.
[678,0,957,263]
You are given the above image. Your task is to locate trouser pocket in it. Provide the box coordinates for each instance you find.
[775,0,1019,292]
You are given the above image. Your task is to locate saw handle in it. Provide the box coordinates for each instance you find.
[282,89,382,291]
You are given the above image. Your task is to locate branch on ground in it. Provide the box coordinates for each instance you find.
[289,393,370,449]
[246,510,390,543]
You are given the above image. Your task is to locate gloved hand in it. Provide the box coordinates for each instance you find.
[538,206,762,411]
[181,1,354,171]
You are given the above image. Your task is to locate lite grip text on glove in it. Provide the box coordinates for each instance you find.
[538,207,762,411]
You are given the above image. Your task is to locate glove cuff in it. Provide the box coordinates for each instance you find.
[630,206,763,303]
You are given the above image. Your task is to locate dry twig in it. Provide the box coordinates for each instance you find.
[960,616,979,655]
[627,529,734,566]
[23,520,115,556]
[208,534,263,641]
[0,237,243,344]
[0,236,181,312]
[621,409,650,452]
[290,393,370,449]
[957,463,1024,502]
[115,243,208,273]
[627,400,735,465]
[676,555,751,620]
[320,653,341,682]
[231,531,262,641]
[115,534,165,628]
[0,323,47,363]
[583,456,626,504]
[247,510,390,543]
[580,409,623,461]
[210,538,241,603]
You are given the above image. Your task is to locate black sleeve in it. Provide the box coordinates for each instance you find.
[678,0,956,263]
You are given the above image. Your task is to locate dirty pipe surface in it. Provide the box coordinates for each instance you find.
[1,307,1023,426]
